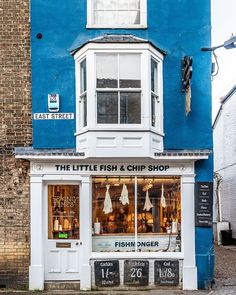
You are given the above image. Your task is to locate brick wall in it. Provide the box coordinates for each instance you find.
[0,0,31,288]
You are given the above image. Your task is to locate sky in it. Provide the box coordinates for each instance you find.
[211,0,236,119]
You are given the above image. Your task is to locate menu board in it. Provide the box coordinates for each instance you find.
[195,182,213,227]
[94,260,120,287]
[154,260,179,286]
[124,260,149,286]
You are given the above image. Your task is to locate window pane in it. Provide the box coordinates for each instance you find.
[137,177,181,252]
[94,0,104,10]
[151,94,156,127]
[80,59,86,93]
[130,11,140,24]
[102,11,118,25]
[117,11,130,25]
[82,94,87,127]
[117,0,128,10]
[93,0,142,26]
[129,0,140,10]
[97,92,118,123]
[92,176,135,252]
[120,92,141,124]
[96,54,118,88]
[151,59,158,93]
[94,11,104,24]
[119,54,141,88]
[48,185,80,240]
[103,0,116,10]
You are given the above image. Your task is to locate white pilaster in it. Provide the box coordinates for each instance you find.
[182,175,198,290]
[80,176,92,290]
[29,175,44,290]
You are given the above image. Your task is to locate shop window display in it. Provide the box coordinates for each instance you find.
[92,176,181,252]
[48,185,80,239]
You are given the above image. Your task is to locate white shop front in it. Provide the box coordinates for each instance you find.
[17,153,209,291]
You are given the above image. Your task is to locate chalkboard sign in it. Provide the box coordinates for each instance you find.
[124,260,149,286]
[195,182,213,227]
[154,260,179,286]
[94,260,120,287]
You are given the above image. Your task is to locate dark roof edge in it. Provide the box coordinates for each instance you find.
[221,84,236,104]
[213,84,236,129]
[15,147,211,157]
[70,35,166,56]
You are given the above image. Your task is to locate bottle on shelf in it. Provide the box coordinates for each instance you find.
[54,218,59,231]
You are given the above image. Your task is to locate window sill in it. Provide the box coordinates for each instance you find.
[74,128,164,137]
[90,251,184,260]
[86,24,147,29]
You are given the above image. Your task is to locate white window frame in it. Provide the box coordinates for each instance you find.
[87,0,147,29]
[78,58,87,129]
[151,57,160,129]
[74,43,164,136]
[96,52,142,125]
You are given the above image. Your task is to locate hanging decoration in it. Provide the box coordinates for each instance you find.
[119,184,129,205]
[160,184,166,208]
[143,189,154,211]
[103,184,113,214]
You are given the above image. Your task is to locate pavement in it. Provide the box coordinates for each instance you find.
[0,244,235,295]
[211,244,236,294]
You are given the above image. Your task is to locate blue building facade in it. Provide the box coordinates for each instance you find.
[16,0,213,291]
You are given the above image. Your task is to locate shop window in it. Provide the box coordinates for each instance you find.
[48,185,80,240]
[87,0,147,28]
[96,53,141,124]
[92,176,181,252]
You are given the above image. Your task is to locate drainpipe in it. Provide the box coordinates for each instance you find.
[214,172,223,222]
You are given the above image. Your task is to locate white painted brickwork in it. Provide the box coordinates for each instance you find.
[214,91,236,238]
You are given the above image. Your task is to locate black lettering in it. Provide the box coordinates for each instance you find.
[159,165,165,171]
[55,165,60,171]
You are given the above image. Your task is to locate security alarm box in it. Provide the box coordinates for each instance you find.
[48,94,59,112]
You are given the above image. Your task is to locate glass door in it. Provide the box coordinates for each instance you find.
[45,185,81,281]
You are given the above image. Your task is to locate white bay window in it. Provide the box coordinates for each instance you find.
[74,40,164,157]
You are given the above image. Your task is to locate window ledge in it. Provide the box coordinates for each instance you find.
[86,24,148,29]
[74,128,164,137]
[90,251,184,260]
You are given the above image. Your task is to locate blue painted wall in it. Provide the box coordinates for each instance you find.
[31,0,212,150]
[195,155,214,289]
[31,0,214,289]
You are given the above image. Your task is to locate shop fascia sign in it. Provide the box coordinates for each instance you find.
[55,164,170,173]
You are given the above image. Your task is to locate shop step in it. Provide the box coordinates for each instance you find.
[44,281,80,291]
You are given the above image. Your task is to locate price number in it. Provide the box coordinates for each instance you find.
[131,267,143,278]
[101,268,110,279]
[159,267,175,279]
